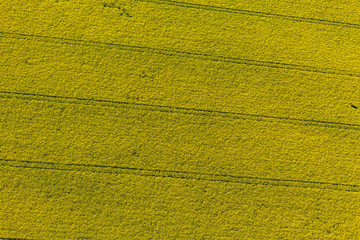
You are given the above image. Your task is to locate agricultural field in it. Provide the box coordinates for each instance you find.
[1,0,360,239]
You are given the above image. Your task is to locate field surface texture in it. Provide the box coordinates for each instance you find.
[1,0,360,239]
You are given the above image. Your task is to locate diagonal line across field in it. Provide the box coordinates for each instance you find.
[0,238,34,240]
[137,0,360,29]
[1,91,360,130]
[1,158,359,192]
[1,31,359,78]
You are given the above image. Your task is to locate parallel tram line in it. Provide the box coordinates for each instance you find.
[136,0,360,29]
[0,158,359,192]
[0,238,34,240]
[1,31,359,78]
[1,91,360,131]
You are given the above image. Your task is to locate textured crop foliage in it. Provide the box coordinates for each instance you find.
[1,0,360,239]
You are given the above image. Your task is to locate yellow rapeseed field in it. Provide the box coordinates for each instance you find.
[1,0,360,239]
